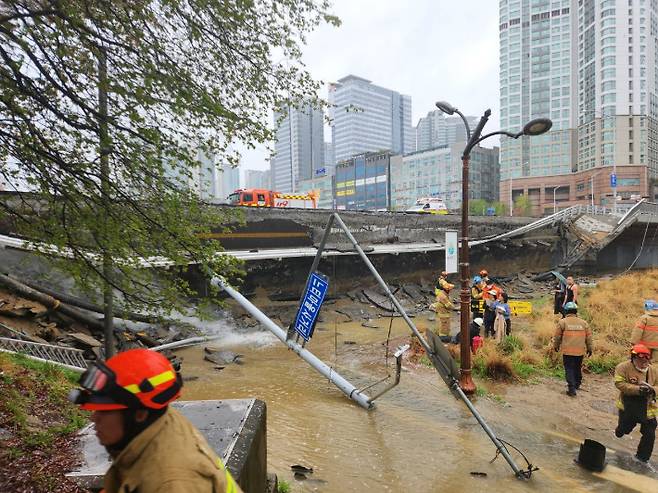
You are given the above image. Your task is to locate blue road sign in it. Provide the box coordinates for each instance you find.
[610,173,617,188]
[293,272,329,341]
[315,167,326,177]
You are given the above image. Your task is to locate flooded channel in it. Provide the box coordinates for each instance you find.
[178,314,658,492]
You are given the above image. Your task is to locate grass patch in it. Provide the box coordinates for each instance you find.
[500,335,524,355]
[418,355,433,367]
[0,352,88,491]
[474,383,506,404]
[278,479,291,493]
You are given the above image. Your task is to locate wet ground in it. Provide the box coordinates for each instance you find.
[178,309,658,492]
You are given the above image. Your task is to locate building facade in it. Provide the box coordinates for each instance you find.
[271,103,324,193]
[390,145,499,211]
[334,151,393,210]
[323,142,335,170]
[329,75,413,163]
[245,169,271,190]
[415,110,479,152]
[499,0,658,213]
[297,172,334,209]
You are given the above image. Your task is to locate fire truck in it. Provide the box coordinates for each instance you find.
[227,188,318,209]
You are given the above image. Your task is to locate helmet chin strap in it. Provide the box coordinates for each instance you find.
[105,407,167,458]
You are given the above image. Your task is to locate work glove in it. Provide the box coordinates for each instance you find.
[639,385,652,395]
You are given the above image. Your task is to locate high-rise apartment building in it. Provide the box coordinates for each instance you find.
[245,169,271,190]
[271,103,324,193]
[329,75,413,163]
[323,142,335,171]
[415,110,479,152]
[499,0,658,215]
[390,145,499,211]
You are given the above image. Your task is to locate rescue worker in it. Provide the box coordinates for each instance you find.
[435,270,451,292]
[553,301,593,397]
[431,275,455,340]
[470,275,485,320]
[631,300,658,363]
[69,348,243,493]
[451,317,483,347]
[614,344,658,463]
[482,279,502,338]
[479,269,489,284]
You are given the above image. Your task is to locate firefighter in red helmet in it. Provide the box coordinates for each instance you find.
[70,348,242,493]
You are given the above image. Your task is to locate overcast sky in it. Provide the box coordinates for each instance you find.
[239,0,500,172]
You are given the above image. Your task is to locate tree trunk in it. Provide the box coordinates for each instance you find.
[0,272,105,333]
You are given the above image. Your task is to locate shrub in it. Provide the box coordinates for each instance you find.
[500,335,524,355]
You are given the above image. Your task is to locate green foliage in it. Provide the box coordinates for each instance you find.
[468,199,507,216]
[490,201,508,216]
[0,353,88,449]
[468,199,489,216]
[0,1,338,319]
[278,479,292,493]
[514,194,533,216]
[500,335,524,355]
[585,354,620,374]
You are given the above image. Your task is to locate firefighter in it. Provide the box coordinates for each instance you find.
[631,300,658,363]
[431,276,455,339]
[435,271,451,292]
[69,349,243,493]
[614,344,658,464]
[553,302,593,397]
[471,275,485,319]
[482,278,501,338]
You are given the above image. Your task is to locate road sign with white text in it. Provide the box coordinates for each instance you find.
[293,272,329,341]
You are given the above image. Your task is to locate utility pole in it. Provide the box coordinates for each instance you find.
[98,47,114,357]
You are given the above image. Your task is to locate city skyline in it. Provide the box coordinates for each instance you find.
[238,0,499,172]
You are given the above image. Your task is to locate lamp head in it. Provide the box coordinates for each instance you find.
[435,101,456,115]
[522,118,552,136]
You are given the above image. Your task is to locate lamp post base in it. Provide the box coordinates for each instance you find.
[459,369,476,394]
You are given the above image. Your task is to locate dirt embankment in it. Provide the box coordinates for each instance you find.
[0,353,88,492]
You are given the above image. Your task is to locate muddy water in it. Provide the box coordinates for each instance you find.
[179,316,658,492]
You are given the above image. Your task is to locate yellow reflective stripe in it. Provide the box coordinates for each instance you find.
[614,375,626,382]
[216,458,239,493]
[123,370,175,394]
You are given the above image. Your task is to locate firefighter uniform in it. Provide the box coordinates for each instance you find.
[614,360,658,462]
[471,285,484,318]
[553,313,592,394]
[103,407,242,493]
[631,310,658,363]
[431,288,454,337]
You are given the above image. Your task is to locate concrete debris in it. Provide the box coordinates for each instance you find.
[66,332,102,348]
[361,320,379,329]
[203,347,244,366]
[362,289,395,311]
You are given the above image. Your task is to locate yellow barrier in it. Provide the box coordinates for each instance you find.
[476,300,533,316]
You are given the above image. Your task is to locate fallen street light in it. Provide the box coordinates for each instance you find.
[436,101,552,394]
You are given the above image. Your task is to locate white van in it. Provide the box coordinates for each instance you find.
[406,197,449,214]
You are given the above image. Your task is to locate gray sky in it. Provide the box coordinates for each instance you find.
[240,0,500,172]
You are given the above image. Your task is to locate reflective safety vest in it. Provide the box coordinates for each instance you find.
[631,311,658,349]
[614,360,658,420]
[553,314,592,356]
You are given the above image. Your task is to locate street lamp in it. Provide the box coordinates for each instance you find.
[435,101,552,394]
[552,185,564,214]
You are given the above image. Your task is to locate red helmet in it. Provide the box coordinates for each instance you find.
[70,349,182,411]
[631,344,651,359]
[479,269,488,277]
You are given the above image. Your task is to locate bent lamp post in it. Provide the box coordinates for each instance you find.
[435,101,552,394]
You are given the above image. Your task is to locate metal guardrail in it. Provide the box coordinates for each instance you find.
[0,336,87,371]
